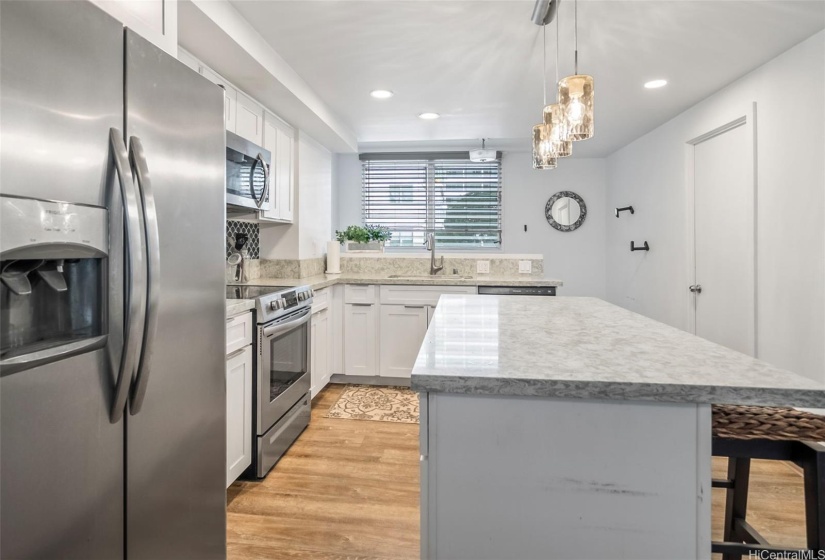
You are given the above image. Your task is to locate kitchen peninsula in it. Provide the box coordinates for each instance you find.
[412,295,825,560]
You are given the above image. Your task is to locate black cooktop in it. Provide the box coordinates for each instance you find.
[226,285,291,300]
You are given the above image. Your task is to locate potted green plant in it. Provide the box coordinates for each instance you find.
[335,224,392,252]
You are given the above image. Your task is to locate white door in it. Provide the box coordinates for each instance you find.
[316,308,330,391]
[343,303,377,376]
[379,305,429,378]
[226,346,252,487]
[690,115,755,356]
[261,117,279,220]
[276,127,294,222]
[235,91,263,145]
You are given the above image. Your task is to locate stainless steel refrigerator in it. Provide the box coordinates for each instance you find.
[0,1,227,558]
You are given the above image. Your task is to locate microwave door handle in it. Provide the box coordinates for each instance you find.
[253,153,269,209]
[109,128,147,423]
[127,136,161,416]
[262,308,311,338]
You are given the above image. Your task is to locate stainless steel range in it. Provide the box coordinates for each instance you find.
[227,284,314,477]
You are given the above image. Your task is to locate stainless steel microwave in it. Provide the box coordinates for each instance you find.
[226,131,271,210]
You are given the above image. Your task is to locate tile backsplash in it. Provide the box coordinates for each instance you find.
[226,220,259,260]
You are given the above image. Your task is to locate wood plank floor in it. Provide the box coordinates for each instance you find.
[228,384,808,559]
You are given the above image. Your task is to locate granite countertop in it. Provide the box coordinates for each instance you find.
[226,298,254,318]
[410,295,825,408]
[227,272,563,291]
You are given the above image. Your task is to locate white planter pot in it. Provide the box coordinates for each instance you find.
[344,240,385,253]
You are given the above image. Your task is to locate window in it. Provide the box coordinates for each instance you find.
[361,153,502,249]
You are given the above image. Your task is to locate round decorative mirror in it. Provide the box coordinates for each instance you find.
[545,191,587,232]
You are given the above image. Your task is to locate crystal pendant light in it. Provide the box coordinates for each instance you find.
[532,123,557,169]
[559,0,594,141]
[544,104,572,157]
[543,16,572,158]
[532,24,557,169]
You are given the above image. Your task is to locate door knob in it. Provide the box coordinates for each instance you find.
[689,284,702,294]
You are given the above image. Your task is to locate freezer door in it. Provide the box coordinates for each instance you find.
[124,29,227,560]
[0,2,126,558]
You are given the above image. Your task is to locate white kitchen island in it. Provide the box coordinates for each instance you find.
[411,295,825,560]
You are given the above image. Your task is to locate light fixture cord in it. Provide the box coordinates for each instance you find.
[555,7,559,86]
[574,0,579,75]
[542,23,547,106]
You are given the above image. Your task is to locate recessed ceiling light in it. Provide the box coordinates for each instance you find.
[370,89,394,99]
[418,112,440,120]
[644,79,668,89]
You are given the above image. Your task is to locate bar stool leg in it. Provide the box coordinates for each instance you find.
[803,448,824,550]
[722,457,751,560]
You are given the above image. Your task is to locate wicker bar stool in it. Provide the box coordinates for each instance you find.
[712,404,825,559]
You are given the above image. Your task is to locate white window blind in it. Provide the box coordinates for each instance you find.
[361,154,502,248]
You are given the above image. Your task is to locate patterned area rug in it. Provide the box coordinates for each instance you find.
[325,385,420,424]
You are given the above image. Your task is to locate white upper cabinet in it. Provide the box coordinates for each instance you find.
[199,65,237,135]
[235,91,264,146]
[92,0,177,56]
[260,111,295,224]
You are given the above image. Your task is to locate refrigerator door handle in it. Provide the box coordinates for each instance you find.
[109,128,147,423]
[128,136,161,416]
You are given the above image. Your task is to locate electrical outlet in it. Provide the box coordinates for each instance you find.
[476,260,490,274]
[518,260,532,274]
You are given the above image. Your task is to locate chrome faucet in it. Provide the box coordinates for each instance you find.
[424,233,444,275]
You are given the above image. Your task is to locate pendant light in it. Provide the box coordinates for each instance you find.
[543,14,572,158]
[559,0,594,141]
[532,24,556,169]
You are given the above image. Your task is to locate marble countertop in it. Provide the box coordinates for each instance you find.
[410,295,825,407]
[227,272,563,291]
[226,298,254,318]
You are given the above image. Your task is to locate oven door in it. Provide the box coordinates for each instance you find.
[257,307,311,434]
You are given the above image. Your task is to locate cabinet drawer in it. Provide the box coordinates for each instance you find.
[344,284,376,304]
[379,284,477,307]
[226,311,253,355]
[311,287,329,313]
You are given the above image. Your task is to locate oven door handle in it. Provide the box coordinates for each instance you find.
[262,308,311,338]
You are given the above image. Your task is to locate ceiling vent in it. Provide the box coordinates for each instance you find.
[469,139,498,162]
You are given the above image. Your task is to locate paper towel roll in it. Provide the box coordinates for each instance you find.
[326,241,341,274]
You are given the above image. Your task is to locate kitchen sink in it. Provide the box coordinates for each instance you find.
[387,274,475,279]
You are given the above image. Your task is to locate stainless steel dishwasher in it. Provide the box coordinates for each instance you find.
[477,286,557,296]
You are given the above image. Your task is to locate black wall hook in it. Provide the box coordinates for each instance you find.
[630,241,650,252]
[615,206,635,217]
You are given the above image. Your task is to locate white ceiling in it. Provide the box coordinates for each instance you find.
[229,0,825,156]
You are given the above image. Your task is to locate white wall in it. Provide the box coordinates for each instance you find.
[334,152,608,297]
[606,30,825,383]
[501,154,606,297]
[261,132,332,260]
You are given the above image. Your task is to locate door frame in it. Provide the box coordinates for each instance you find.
[684,102,757,357]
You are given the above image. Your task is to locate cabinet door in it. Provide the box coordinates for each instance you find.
[427,305,435,325]
[276,127,294,222]
[343,303,377,376]
[260,115,280,221]
[91,0,177,56]
[379,305,429,378]
[235,91,263,145]
[310,314,318,397]
[311,308,330,398]
[226,345,253,487]
[199,65,237,133]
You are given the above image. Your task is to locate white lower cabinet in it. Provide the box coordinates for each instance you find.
[310,307,330,398]
[379,304,428,378]
[343,303,378,376]
[226,344,252,487]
